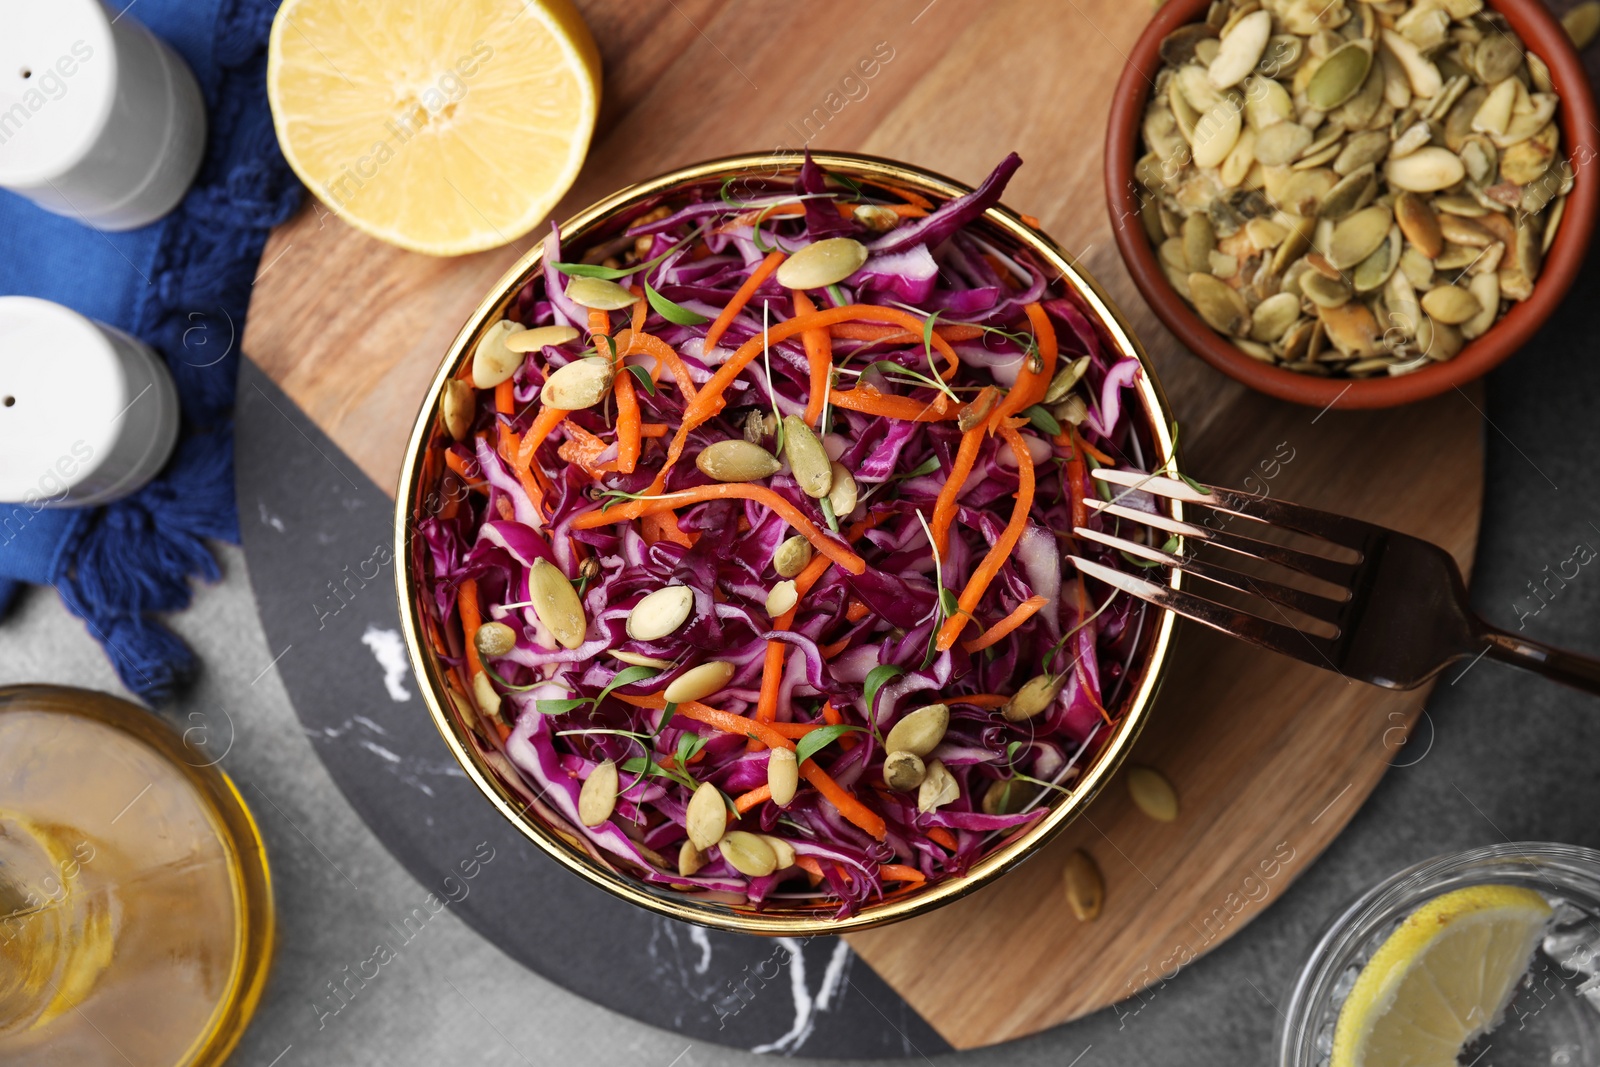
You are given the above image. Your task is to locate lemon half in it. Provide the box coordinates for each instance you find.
[1331,884,1553,1067]
[267,0,600,256]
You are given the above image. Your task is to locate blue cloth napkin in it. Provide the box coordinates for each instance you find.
[0,0,300,703]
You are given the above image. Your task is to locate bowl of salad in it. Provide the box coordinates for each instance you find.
[395,151,1183,933]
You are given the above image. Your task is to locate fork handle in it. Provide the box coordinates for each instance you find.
[1480,628,1600,695]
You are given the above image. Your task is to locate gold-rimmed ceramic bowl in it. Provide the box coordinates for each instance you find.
[394,152,1182,934]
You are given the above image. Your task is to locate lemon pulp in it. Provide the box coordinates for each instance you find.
[267,0,600,256]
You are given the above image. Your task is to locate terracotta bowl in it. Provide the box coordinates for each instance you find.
[1105,0,1599,409]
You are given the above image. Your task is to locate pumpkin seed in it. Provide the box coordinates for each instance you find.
[1278,167,1338,215]
[1307,40,1374,110]
[1381,29,1443,98]
[767,749,798,806]
[440,379,474,441]
[1253,122,1314,166]
[579,760,618,827]
[1330,130,1387,176]
[627,585,694,641]
[1471,78,1516,135]
[1500,122,1559,185]
[471,320,525,388]
[1189,272,1253,335]
[665,661,736,704]
[1063,849,1105,921]
[983,778,1032,816]
[1543,195,1566,254]
[781,415,834,498]
[505,323,580,354]
[1319,300,1385,355]
[612,650,674,669]
[917,759,959,813]
[1394,191,1444,258]
[853,205,900,233]
[773,535,813,578]
[1126,765,1180,821]
[1244,75,1294,129]
[1473,34,1523,84]
[827,462,858,517]
[541,358,615,410]
[1433,243,1479,270]
[885,703,950,757]
[529,558,587,649]
[1003,673,1064,721]
[1194,38,1222,66]
[1515,222,1543,284]
[775,238,869,290]
[1182,212,1216,272]
[1178,63,1224,113]
[1444,85,1487,150]
[1302,269,1354,307]
[1437,213,1492,248]
[1461,270,1500,339]
[1329,205,1392,268]
[1192,94,1245,168]
[1210,9,1273,88]
[1250,292,1303,341]
[718,831,777,877]
[1258,34,1305,76]
[1527,52,1554,94]
[1318,164,1378,219]
[1492,95,1557,149]
[884,750,927,791]
[474,620,517,658]
[1162,22,1220,66]
[1352,227,1401,292]
[760,834,796,870]
[678,840,705,877]
[686,781,728,849]
[1420,284,1481,323]
[1384,147,1466,191]
[565,277,639,311]
[697,439,781,482]
[1272,217,1315,274]
[766,580,799,618]
[1385,269,1423,339]
[1043,356,1091,403]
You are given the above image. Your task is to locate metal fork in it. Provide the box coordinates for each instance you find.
[1069,469,1600,695]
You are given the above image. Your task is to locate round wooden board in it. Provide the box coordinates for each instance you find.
[239,0,1487,1049]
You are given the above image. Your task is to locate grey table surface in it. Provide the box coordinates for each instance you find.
[5,251,1600,1066]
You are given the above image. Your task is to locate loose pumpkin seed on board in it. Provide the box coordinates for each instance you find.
[1139,0,1568,377]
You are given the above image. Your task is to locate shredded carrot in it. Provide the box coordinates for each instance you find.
[818,636,851,659]
[494,379,515,415]
[821,700,857,750]
[625,331,698,402]
[614,365,642,474]
[443,450,487,494]
[927,827,958,851]
[1075,431,1117,466]
[517,406,569,473]
[496,423,519,466]
[879,864,927,885]
[640,422,669,438]
[800,762,887,840]
[457,579,484,680]
[991,303,1058,429]
[755,639,787,723]
[962,594,1050,654]
[791,289,833,426]
[930,398,990,556]
[828,322,984,344]
[556,422,611,480]
[795,855,825,884]
[764,721,832,739]
[495,496,514,520]
[572,483,866,575]
[950,694,1010,708]
[936,422,1036,651]
[1066,427,1090,534]
[734,784,773,813]
[828,387,954,422]
[640,508,695,547]
[1021,213,1042,229]
[686,304,961,427]
[845,598,871,623]
[703,249,785,352]
[588,307,611,339]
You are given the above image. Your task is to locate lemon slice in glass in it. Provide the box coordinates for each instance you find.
[1331,884,1553,1067]
[266,0,600,256]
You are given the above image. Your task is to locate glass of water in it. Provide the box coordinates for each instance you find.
[1280,842,1600,1067]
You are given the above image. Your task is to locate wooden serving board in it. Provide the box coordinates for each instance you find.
[242,0,1485,1050]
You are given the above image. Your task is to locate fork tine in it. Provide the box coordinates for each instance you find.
[1071,556,1340,666]
[1083,498,1360,588]
[1091,469,1381,548]
[1073,525,1350,627]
